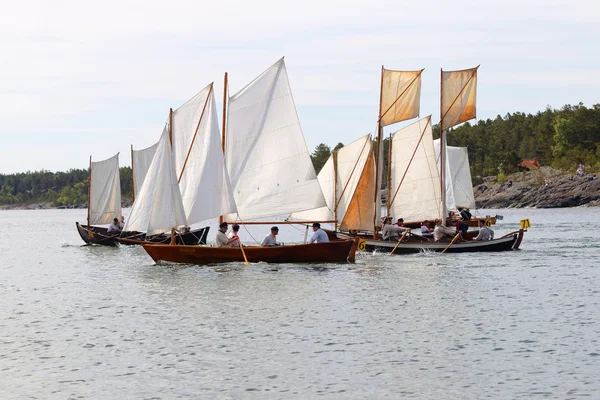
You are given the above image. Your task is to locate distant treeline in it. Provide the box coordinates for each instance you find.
[2,103,599,207]
[310,103,600,186]
[0,168,132,207]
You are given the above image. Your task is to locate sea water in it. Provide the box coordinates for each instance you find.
[0,208,598,399]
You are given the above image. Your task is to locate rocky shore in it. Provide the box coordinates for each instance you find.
[474,167,600,208]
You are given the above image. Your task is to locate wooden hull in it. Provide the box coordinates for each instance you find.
[358,230,524,254]
[140,239,358,265]
[76,222,210,246]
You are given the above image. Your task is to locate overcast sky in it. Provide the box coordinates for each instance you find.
[1,0,598,173]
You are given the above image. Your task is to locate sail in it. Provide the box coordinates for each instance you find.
[388,116,443,222]
[290,134,374,231]
[172,84,237,224]
[225,58,326,220]
[441,66,478,130]
[433,137,457,212]
[124,127,187,235]
[379,69,423,127]
[337,135,375,231]
[434,139,476,210]
[89,153,122,225]
[289,155,336,222]
[132,142,158,199]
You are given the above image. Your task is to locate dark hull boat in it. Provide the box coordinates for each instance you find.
[76,222,209,246]
[140,239,359,266]
[344,230,524,255]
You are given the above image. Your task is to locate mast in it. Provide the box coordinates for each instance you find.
[333,149,338,231]
[373,65,384,237]
[169,108,173,146]
[440,68,447,225]
[387,132,392,216]
[87,155,91,226]
[130,145,135,203]
[178,83,213,183]
[219,72,228,225]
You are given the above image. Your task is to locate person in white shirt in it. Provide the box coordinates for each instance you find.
[261,226,280,247]
[433,219,457,241]
[381,217,409,240]
[421,220,433,237]
[216,222,237,247]
[108,218,122,234]
[227,224,241,247]
[474,220,494,241]
[309,222,329,243]
[119,215,125,229]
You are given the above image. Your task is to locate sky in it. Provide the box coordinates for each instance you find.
[1,0,598,174]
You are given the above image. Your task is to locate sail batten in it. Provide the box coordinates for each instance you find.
[89,153,122,225]
[225,58,326,220]
[441,66,479,130]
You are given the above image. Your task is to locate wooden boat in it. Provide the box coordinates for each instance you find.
[353,230,524,254]
[76,222,210,246]
[140,238,358,265]
[291,65,520,254]
[77,153,125,246]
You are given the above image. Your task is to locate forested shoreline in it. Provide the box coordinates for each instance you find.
[1,103,598,209]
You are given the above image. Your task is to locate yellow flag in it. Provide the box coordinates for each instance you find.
[441,66,478,130]
[380,68,423,127]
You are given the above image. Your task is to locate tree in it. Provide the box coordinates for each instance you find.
[311,143,331,174]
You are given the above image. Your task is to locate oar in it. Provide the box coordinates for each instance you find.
[237,237,249,265]
[441,233,462,254]
[389,229,410,255]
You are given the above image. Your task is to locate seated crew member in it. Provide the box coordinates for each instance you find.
[216,222,237,247]
[381,217,409,240]
[261,226,281,247]
[459,208,472,221]
[455,219,469,234]
[108,218,122,234]
[474,219,494,241]
[309,222,329,243]
[228,224,241,247]
[421,220,433,237]
[433,219,457,242]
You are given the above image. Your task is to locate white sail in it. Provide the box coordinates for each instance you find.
[433,137,456,212]
[434,139,476,210]
[289,155,336,222]
[124,127,187,235]
[388,116,442,222]
[172,84,237,224]
[89,153,122,225]
[290,134,374,230]
[132,142,158,199]
[224,58,326,220]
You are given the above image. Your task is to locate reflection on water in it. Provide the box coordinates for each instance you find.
[0,208,598,398]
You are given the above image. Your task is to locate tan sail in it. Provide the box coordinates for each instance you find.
[339,147,375,231]
[379,68,423,127]
[440,66,478,130]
